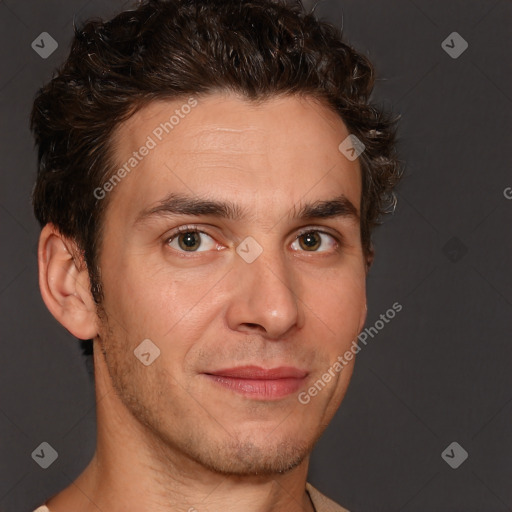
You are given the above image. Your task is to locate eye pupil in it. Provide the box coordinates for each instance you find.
[179,232,200,251]
[300,232,321,251]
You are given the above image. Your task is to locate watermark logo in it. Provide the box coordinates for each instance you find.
[441,441,468,469]
[134,338,161,366]
[442,236,468,263]
[31,441,58,469]
[31,32,58,59]
[442,32,468,59]
[338,134,365,161]
[236,236,263,263]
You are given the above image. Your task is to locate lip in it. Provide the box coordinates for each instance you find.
[207,365,308,379]
[203,365,308,400]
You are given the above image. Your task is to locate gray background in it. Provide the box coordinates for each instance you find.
[0,1,511,511]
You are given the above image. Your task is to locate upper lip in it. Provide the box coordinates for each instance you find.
[205,365,308,379]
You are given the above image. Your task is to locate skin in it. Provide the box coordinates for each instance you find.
[38,92,370,512]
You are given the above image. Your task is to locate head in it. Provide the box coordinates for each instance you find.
[31,0,402,476]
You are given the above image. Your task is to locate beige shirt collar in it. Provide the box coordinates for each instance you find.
[33,483,349,512]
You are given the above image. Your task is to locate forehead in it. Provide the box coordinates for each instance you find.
[106,93,362,225]
[115,92,346,148]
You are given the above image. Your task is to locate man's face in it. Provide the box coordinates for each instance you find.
[95,93,367,475]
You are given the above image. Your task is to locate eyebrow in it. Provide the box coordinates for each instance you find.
[133,192,360,227]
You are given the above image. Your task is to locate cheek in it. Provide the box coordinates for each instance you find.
[308,266,366,342]
[103,261,221,359]
[99,262,171,344]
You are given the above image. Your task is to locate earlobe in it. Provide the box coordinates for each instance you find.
[38,224,99,340]
[357,302,367,336]
[365,245,375,273]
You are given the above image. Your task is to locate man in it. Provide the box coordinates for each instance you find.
[30,0,402,510]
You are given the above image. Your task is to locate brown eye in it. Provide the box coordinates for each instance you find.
[167,228,217,253]
[299,231,321,251]
[291,230,338,253]
[177,231,201,251]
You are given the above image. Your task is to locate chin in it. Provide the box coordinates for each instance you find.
[185,430,315,477]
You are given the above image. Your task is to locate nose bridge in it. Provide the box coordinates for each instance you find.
[228,237,302,338]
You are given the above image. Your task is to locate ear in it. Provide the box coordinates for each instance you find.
[356,299,368,338]
[365,244,375,273]
[38,223,99,340]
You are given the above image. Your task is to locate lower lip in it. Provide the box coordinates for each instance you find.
[204,375,306,400]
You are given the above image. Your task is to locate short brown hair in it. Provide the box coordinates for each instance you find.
[31,0,402,345]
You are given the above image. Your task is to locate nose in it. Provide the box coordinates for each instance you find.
[225,246,304,340]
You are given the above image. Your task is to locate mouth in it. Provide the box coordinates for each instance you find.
[203,365,308,400]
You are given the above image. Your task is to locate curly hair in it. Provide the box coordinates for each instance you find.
[30,0,402,352]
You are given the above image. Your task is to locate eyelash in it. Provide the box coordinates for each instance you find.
[165,224,342,254]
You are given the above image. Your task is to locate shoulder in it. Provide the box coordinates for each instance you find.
[32,506,50,512]
[306,482,351,512]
